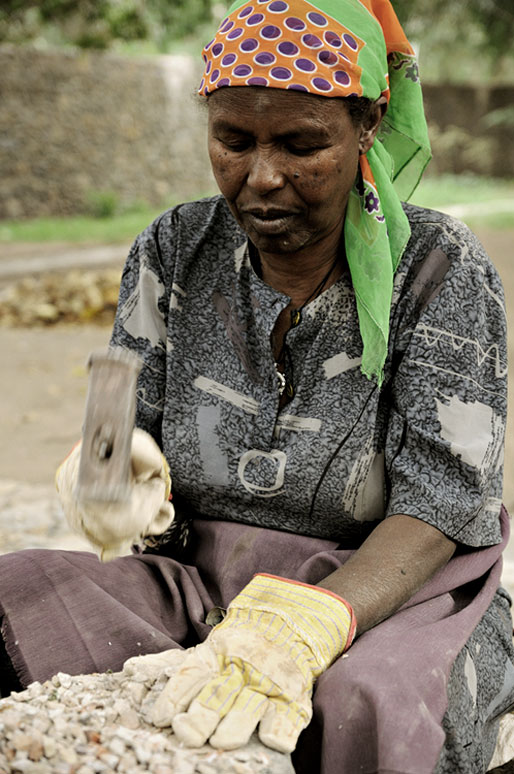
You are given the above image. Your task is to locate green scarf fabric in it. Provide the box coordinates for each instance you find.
[201,0,431,384]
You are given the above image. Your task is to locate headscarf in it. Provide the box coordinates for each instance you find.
[199,0,431,385]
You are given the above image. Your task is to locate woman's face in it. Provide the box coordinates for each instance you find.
[208,86,375,257]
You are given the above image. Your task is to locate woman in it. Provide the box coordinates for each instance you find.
[1,0,513,771]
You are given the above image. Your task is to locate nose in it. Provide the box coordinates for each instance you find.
[246,147,286,194]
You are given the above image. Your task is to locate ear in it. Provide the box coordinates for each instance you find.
[359,96,388,155]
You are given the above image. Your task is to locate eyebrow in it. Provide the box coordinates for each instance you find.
[210,119,332,142]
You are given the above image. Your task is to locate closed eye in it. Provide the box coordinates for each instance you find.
[214,132,253,152]
[286,143,325,156]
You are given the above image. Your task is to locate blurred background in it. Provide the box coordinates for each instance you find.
[0,1,514,580]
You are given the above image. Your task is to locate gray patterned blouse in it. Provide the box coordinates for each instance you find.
[110,196,507,549]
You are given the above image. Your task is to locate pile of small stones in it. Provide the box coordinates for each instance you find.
[0,269,121,327]
[0,667,294,774]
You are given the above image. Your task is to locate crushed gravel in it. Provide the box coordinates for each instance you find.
[0,667,294,774]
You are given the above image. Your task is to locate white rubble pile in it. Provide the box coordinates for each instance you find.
[0,669,294,774]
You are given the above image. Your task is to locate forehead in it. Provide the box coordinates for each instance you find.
[207,86,349,130]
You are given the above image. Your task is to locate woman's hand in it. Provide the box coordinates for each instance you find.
[56,428,174,560]
[123,574,355,753]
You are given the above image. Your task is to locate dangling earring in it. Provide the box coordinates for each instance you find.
[359,129,373,155]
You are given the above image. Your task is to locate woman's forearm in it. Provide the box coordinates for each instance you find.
[318,514,456,636]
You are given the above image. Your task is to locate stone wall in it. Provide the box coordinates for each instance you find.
[0,45,216,219]
[1,44,513,219]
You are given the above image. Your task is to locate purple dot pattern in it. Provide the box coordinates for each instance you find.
[324,31,341,47]
[285,16,305,31]
[200,0,365,97]
[312,76,332,92]
[307,11,327,26]
[240,38,259,52]
[278,41,299,56]
[234,64,253,77]
[248,76,269,85]
[269,1,288,11]
[334,70,350,85]
[302,33,322,49]
[343,33,358,50]
[295,57,316,72]
[255,51,276,65]
[318,50,338,65]
[222,53,237,66]
[270,66,292,80]
[261,24,281,38]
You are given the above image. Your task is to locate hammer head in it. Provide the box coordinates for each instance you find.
[75,347,141,503]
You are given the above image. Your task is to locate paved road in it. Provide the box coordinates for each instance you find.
[0,241,130,281]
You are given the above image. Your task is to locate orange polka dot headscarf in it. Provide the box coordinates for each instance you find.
[200,0,431,386]
[199,1,368,97]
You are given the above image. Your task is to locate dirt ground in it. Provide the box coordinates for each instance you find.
[1,226,514,554]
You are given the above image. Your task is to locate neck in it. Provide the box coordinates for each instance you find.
[256,228,345,308]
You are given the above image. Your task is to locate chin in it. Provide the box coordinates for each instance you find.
[247,229,309,256]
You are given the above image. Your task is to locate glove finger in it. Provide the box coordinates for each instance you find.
[151,643,219,727]
[130,428,164,478]
[209,686,268,750]
[131,429,171,498]
[55,441,81,494]
[258,693,312,754]
[172,661,244,748]
[123,647,188,682]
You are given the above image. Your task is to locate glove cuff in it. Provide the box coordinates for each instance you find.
[227,573,356,672]
[256,573,357,652]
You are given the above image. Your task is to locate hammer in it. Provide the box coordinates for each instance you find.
[75,347,141,504]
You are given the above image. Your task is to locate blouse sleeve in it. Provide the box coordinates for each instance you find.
[109,212,173,448]
[384,213,507,547]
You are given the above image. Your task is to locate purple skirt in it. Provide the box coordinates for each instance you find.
[1,511,513,773]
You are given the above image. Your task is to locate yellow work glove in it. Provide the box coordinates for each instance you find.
[55,428,174,561]
[124,573,356,753]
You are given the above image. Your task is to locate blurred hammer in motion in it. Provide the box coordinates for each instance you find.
[75,347,141,505]
[56,347,174,561]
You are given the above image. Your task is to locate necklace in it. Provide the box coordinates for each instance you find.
[274,258,339,397]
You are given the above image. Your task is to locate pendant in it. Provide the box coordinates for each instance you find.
[275,366,286,396]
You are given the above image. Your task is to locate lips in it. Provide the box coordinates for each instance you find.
[243,208,298,220]
[239,206,301,237]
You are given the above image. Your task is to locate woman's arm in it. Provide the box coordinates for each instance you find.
[318,513,456,635]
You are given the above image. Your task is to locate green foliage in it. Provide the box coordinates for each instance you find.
[0,0,231,49]
[0,206,166,243]
[1,177,513,245]
[85,189,121,219]
[481,107,514,130]
[1,0,512,81]
[393,0,514,81]
[0,0,149,48]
